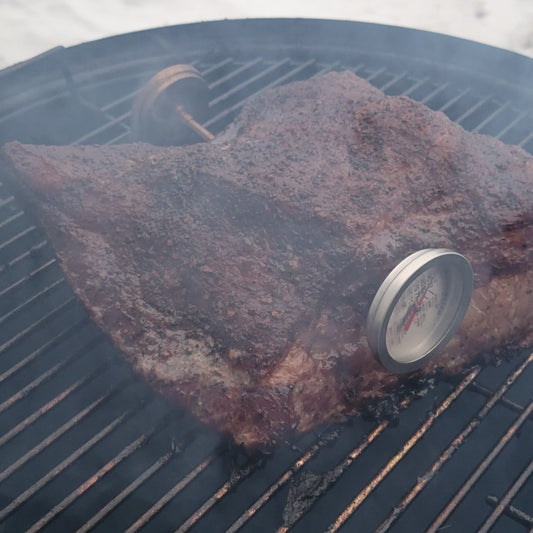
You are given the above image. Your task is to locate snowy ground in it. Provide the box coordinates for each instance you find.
[1,0,533,69]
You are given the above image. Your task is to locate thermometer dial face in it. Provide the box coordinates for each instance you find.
[367,249,473,374]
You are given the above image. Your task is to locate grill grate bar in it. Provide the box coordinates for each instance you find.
[494,109,530,139]
[518,129,533,148]
[25,426,162,533]
[175,458,261,533]
[206,58,292,115]
[364,66,387,83]
[0,257,56,300]
[208,58,319,129]
[428,397,533,533]
[251,59,316,90]
[469,381,531,418]
[230,393,424,533]
[0,364,100,449]
[486,495,533,527]
[0,399,129,521]
[323,368,480,533]
[0,276,64,326]
[275,420,397,533]
[204,59,314,131]
[0,91,68,126]
[274,416,405,533]
[311,61,342,78]
[455,95,493,126]
[419,82,450,105]
[0,336,81,415]
[377,71,410,93]
[1,239,50,276]
[124,451,219,533]
[201,57,235,78]
[0,225,37,254]
[70,111,130,145]
[101,87,141,113]
[105,130,131,145]
[478,459,533,532]
[75,451,174,533]
[0,195,15,211]
[350,63,366,75]
[376,351,533,533]
[0,296,76,356]
[226,428,340,533]
[0,209,24,230]
[0,355,115,483]
[437,88,471,114]
[401,76,431,97]
[472,101,511,133]
[0,313,85,384]
[208,58,264,92]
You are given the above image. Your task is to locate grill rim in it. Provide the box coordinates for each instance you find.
[3,18,533,114]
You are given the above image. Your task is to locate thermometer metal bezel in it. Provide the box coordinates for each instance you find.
[367,249,473,374]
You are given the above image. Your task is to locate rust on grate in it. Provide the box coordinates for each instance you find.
[0,388,119,485]
[323,368,480,533]
[0,335,105,415]
[124,451,219,533]
[175,458,262,533]
[228,395,419,533]
[375,351,533,533]
[228,367,482,533]
[25,427,162,533]
[0,364,104,448]
[225,428,340,533]
[75,451,174,533]
[0,409,130,521]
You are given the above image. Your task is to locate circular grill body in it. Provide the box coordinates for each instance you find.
[0,19,532,533]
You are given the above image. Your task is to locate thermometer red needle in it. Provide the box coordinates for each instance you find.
[403,281,433,332]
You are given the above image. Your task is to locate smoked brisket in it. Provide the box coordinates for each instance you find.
[1,71,532,448]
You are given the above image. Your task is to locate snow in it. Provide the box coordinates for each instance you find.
[1,0,533,69]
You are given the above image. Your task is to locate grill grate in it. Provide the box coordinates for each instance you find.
[66,57,533,153]
[0,19,532,533]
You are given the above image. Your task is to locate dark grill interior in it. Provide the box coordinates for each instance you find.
[0,19,532,532]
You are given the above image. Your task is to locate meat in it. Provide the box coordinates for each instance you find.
[1,71,532,449]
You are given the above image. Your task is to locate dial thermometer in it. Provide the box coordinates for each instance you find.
[367,249,473,374]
